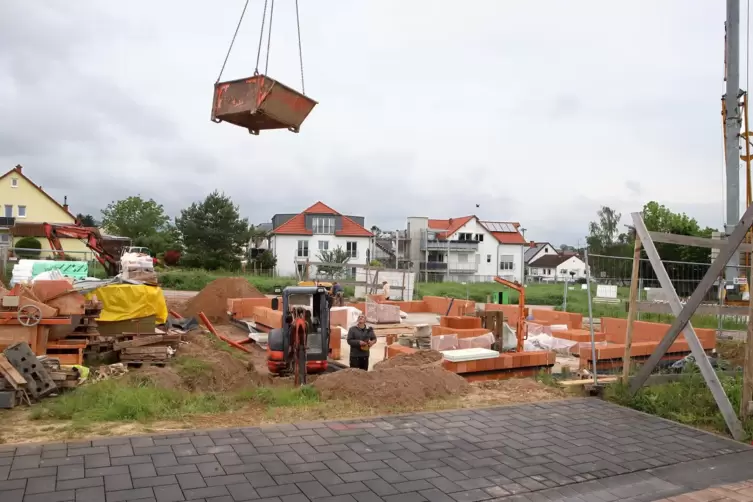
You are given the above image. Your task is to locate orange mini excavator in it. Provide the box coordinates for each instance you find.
[266,286,330,383]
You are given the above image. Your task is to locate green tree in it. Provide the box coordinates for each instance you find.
[76,213,97,227]
[253,250,277,271]
[587,206,629,255]
[100,196,181,255]
[176,191,249,270]
[316,246,350,278]
[15,237,41,258]
[641,201,715,263]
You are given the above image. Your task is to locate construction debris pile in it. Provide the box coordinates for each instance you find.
[0,342,59,408]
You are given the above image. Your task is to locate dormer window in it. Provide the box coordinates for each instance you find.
[11,178,18,187]
[312,216,335,234]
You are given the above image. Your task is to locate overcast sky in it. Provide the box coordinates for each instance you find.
[0,1,745,246]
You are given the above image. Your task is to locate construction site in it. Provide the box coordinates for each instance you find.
[4,1,753,501]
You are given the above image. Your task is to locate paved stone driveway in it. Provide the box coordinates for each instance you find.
[1,399,752,502]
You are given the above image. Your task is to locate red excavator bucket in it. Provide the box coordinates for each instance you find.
[211,75,317,135]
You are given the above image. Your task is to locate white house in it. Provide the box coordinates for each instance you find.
[524,242,558,265]
[527,252,587,282]
[269,201,373,278]
[405,215,527,283]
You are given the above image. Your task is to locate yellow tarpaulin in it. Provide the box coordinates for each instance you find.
[86,284,168,324]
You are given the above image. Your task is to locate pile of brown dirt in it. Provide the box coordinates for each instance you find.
[132,332,269,392]
[373,350,443,370]
[465,378,565,405]
[184,277,265,323]
[313,366,470,407]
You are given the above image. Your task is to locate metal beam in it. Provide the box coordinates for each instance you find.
[725,0,742,281]
[630,212,748,440]
[647,231,753,252]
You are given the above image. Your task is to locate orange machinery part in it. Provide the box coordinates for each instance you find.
[198,311,251,354]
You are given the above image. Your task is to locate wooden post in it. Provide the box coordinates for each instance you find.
[742,271,753,418]
[623,236,642,383]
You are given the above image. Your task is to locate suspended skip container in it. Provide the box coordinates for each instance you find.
[211,75,317,135]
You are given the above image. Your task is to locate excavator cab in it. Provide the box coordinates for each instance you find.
[267,286,330,378]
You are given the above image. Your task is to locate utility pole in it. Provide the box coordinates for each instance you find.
[725,0,742,282]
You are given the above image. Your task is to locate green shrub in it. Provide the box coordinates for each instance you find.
[15,237,42,258]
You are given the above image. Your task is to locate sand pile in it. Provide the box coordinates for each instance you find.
[373,350,443,370]
[313,366,470,407]
[184,277,265,322]
[131,332,269,392]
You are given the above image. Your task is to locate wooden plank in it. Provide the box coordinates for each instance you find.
[634,301,750,316]
[624,236,642,382]
[632,212,746,441]
[368,323,407,329]
[114,334,167,351]
[743,283,753,419]
[648,231,753,252]
[123,346,169,355]
[0,354,26,388]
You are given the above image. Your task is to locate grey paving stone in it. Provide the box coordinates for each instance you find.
[296,480,330,498]
[132,475,178,489]
[130,463,157,479]
[226,482,259,501]
[1,488,23,502]
[152,484,184,502]
[256,483,300,498]
[25,475,57,494]
[105,474,134,492]
[182,485,230,500]
[23,490,76,502]
[57,477,104,491]
[178,473,207,489]
[76,486,106,502]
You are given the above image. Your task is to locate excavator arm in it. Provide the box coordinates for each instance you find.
[493,276,526,351]
[43,223,120,277]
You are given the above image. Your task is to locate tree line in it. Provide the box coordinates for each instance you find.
[80,192,265,271]
[586,201,717,292]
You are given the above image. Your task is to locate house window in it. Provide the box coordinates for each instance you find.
[318,241,328,251]
[10,178,18,188]
[486,254,491,263]
[350,267,357,278]
[475,234,484,242]
[3,205,11,218]
[0,233,9,244]
[312,217,335,234]
[500,255,514,271]
[297,240,309,258]
[17,206,26,218]
[346,241,358,258]
[560,268,567,275]
[458,233,473,241]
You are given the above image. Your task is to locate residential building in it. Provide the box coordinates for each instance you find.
[524,242,558,266]
[0,165,92,257]
[527,252,587,282]
[405,216,527,283]
[269,202,373,277]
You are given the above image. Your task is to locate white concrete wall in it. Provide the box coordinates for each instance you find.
[272,234,371,277]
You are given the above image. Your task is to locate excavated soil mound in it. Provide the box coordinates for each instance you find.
[373,350,443,370]
[184,277,265,323]
[313,366,470,407]
[131,332,269,392]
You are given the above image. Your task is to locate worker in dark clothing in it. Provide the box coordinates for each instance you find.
[346,314,376,370]
[331,281,344,307]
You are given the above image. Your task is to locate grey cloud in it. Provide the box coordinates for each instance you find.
[0,0,735,244]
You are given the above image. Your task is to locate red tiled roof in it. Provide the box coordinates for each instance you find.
[428,216,474,239]
[272,214,311,235]
[303,201,338,215]
[337,215,373,237]
[272,202,373,237]
[490,231,527,244]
